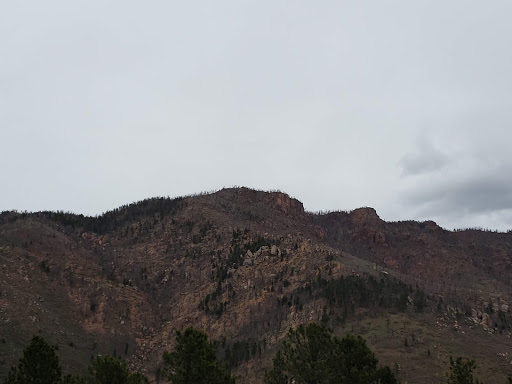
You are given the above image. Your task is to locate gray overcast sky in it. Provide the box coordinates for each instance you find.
[2,1,512,231]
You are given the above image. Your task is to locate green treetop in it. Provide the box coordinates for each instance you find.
[88,355,149,384]
[445,356,482,384]
[4,335,62,384]
[265,323,398,384]
[163,327,235,384]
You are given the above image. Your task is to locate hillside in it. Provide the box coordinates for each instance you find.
[1,187,512,383]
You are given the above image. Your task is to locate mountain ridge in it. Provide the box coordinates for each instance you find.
[2,187,512,383]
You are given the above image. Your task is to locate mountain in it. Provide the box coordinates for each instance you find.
[1,187,512,383]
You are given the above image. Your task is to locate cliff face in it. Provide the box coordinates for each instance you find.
[313,208,512,295]
[2,188,512,383]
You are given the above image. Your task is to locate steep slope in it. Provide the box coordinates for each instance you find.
[1,188,512,383]
[313,208,512,301]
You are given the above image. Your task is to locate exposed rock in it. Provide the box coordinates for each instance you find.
[4,187,512,384]
[274,192,305,219]
[243,258,253,267]
[314,225,325,240]
[350,207,382,226]
[422,221,440,230]
[383,256,399,268]
[481,313,492,327]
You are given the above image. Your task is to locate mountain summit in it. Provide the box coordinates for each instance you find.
[1,188,512,383]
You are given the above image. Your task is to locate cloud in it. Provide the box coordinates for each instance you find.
[399,138,451,176]
[398,134,512,230]
[2,1,512,233]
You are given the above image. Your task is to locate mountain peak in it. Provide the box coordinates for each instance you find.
[349,207,381,225]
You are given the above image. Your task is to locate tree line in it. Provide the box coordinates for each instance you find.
[3,323,506,384]
[0,196,186,234]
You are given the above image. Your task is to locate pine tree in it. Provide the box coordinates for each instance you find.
[265,323,333,384]
[88,355,148,384]
[163,327,235,384]
[4,335,62,384]
[264,323,398,384]
[61,375,85,384]
[445,356,482,384]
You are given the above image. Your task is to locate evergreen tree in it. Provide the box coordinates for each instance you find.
[88,355,148,384]
[265,323,333,384]
[445,356,482,384]
[332,333,397,384]
[61,375,85,384]
[4,335,62,384]
[127,373,150,384]
[163,327,235,384]
[265,323,398,384]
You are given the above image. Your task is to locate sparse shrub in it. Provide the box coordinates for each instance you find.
[40,260,50,274]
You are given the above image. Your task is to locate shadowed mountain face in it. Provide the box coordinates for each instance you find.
[1,187,512,383]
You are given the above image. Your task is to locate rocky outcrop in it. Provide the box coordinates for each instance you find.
[349,207,382,226]
[4,187,512,384]
[273,192,305,219]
